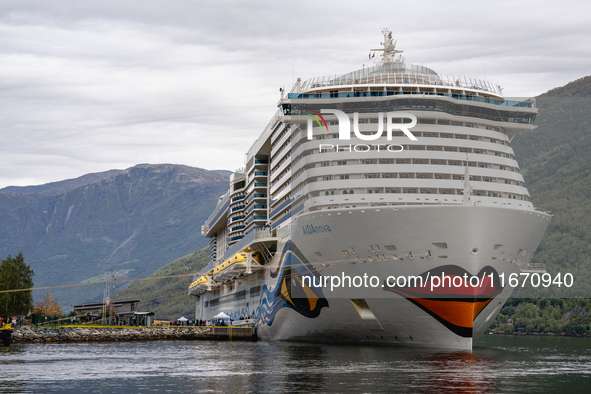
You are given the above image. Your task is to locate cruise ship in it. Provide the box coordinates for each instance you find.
[190,29,550,349]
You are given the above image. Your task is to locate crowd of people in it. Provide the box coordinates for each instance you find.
[0,316,23,328]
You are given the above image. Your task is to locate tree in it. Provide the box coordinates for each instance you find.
[33,291,63,317]
[0,252,35,317]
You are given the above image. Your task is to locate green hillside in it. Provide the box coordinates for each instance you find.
[511,76,591,298]
[112,248,209,320]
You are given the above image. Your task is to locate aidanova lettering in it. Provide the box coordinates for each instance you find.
[303,224,332,235]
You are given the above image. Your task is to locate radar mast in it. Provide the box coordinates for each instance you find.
[371,28,404,64]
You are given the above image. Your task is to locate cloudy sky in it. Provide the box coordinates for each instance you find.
[1,0,590,189]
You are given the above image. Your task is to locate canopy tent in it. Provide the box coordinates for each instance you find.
[177,316,188,322]
[213,312,231,320]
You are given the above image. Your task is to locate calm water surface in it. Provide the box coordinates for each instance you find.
[1,335,590,393]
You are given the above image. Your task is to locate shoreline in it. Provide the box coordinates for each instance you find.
[10,326,221,343]
[485,331,590,338]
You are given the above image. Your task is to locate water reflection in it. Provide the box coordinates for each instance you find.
[0,336,590,393]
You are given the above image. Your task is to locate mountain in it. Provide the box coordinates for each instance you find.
[511,76,591,297]
[0,164,229,307]
[112,248,209,320]
[0,169,124,195]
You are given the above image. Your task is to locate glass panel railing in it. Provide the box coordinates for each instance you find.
[287,91,532,108]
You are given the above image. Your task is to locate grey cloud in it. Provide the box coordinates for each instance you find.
[1,0,590,188]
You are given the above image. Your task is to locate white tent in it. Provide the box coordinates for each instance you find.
[177,316,188,322]
[213,312,231,320]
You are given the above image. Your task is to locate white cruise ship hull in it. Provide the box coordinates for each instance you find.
[202,205,550,349]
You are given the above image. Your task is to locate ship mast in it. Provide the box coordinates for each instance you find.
[371,28,404,64]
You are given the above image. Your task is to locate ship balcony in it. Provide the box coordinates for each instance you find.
[254,159,268,164]
[231,195,246,203]
[230,215,245,223]
[253,215,268,221]
[253,204,268,210]
[254,182,268,188]
[230,205,246,213]
[228,225,246,235]
[254,171,268,177]
[228,235,245,243]
[208,243,217,252]
[208,250,217,259]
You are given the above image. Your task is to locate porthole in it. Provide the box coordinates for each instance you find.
[471,247,480,255]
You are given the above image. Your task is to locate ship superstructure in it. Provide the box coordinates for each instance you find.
[190,29,550,349]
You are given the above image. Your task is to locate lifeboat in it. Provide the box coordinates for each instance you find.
[189,271,219,292]
[213,250,262,282]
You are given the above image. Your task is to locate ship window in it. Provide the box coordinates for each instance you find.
[340,175,349,179]
[249,286,261,297]
[350,190,354,194]
[323,176,332,181]
[400,174,408,178]
[396,160,405,164]
[321,162,329,167]
[445,147,452,151]
[435,175,442,179]
[383,174,392,178]
[337,160,347,165]
[367,189,373,193]
[375,189,382,193]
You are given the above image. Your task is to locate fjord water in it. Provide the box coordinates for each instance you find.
[1,336,590,393]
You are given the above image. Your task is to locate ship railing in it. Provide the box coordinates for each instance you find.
[288,89,532,108]
[298,68,504,97]
[521,263,547,273]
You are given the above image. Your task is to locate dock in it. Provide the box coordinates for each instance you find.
[7,325,256,344]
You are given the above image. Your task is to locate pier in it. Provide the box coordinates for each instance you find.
[8,325,256,344]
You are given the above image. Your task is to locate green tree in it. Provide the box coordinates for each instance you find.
[0,252,35,316]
